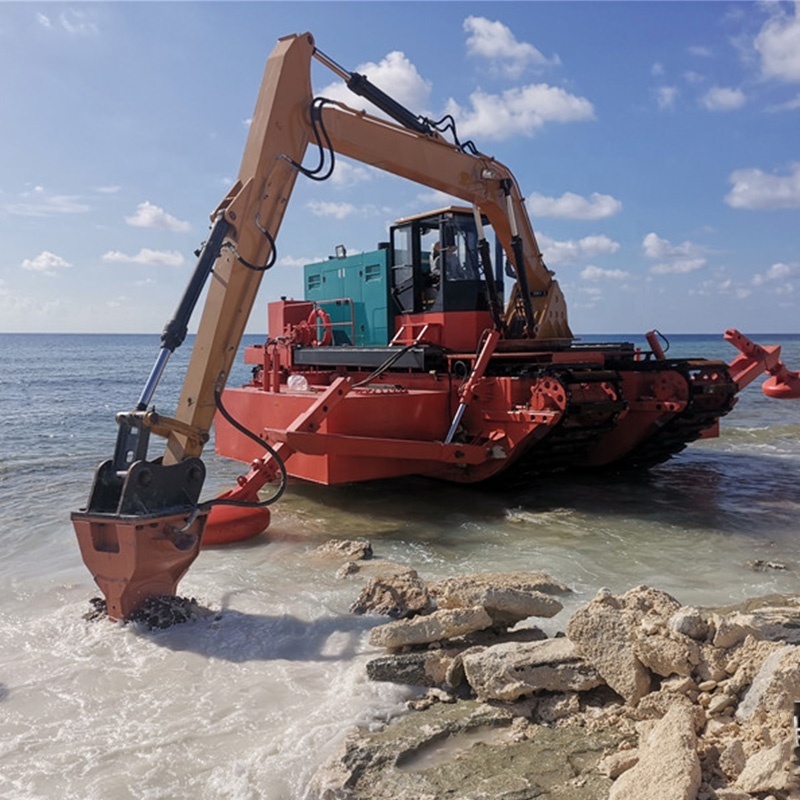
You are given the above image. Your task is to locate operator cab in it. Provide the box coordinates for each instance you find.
[390,207,501,315]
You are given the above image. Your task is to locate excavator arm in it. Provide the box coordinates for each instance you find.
[72,32,571,620]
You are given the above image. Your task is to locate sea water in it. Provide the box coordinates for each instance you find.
[1,332,799,799]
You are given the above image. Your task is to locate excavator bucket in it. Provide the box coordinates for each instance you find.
[71,425,210,621]
[72,510,207,621]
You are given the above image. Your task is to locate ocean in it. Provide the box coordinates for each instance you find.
[1,331,799,799]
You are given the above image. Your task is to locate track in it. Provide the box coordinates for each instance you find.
[611,359,738,471]
[496,366,627,484]
[489,358,738,486]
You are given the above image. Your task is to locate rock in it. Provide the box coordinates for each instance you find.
[747,559,788,571]
[718,738,747,781]
[432,573,565,626]
[336,559,418,581]
[669,607,710,641]
[346,575,800,797]
[633,689,702,727]
[407,688,457,711]
[598,749,639,779]
[450,625,548,649]
[440,585,562,626]
[661,675,698,696]
[707,692,736,715]
[535,692,581,724]
[350,574,433,619]
[708,692,736,714]
[634,627,700,678]
[462,637,603,702]
[335,560,360,578]
[735,739,794,794]
[366,650,457,687]
[128,595,204,629]
[430,571,571,600]
[369,606,493,649]
[566,587,661,704]
[694,643,730,683]
[608,704,701,800]
[438,630,550,691]
[709,596,800,646]
[741,604,800,645]
[736,644,800,724]
[713,612,756,649]
[309,699,623,800]
[622,585,683,618]
[311,538,373,560]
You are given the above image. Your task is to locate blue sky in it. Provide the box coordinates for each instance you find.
[1,1,799,335]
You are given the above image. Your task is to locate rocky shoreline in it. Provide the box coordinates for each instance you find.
[307,540,800,800]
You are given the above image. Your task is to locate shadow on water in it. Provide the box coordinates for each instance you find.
[284,449,800,540]
[135,606,379,663]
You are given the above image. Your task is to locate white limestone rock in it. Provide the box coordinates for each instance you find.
[608,704,701,800]
[462,637,603,702]
[369,605,493,649]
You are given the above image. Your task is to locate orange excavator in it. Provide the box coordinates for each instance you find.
[71,32,800,621]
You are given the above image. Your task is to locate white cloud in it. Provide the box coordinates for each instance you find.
[650,258,706,275]
[688,277,734,297]
[752,262,800,285]
[684,71,706,85]
[463,16,559,79]
[725,163,800,209]
[642,232,707,275]
[21,251,72,276]
[651,62,665,77]
[766,92,800,111]
[527,191,622,220]
[655,86,679,110]
[320,51,431,118]
[642,232,703,260]
[4,186,89,217]
[700,86,746,111]
[329,160,374,187]
[688,45,713,58]
[39,9,98,35]
[416,189,462,208]
[445,84,594,141]
[125,201,191,232]
[58,10,99,36]
[580,265,630,281]
[95,185,121,195]
[307,200,356,220]
[102,249,185,267]
[538,233,620,266]
[0,283,66,321]
[277,255,316,269]
[755,1,800,82]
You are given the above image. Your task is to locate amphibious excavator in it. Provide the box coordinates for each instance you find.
[71,32,800,620]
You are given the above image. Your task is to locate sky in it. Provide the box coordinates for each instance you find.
[1,1,799,336]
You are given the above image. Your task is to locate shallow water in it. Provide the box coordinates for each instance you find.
[1,332,799,798]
